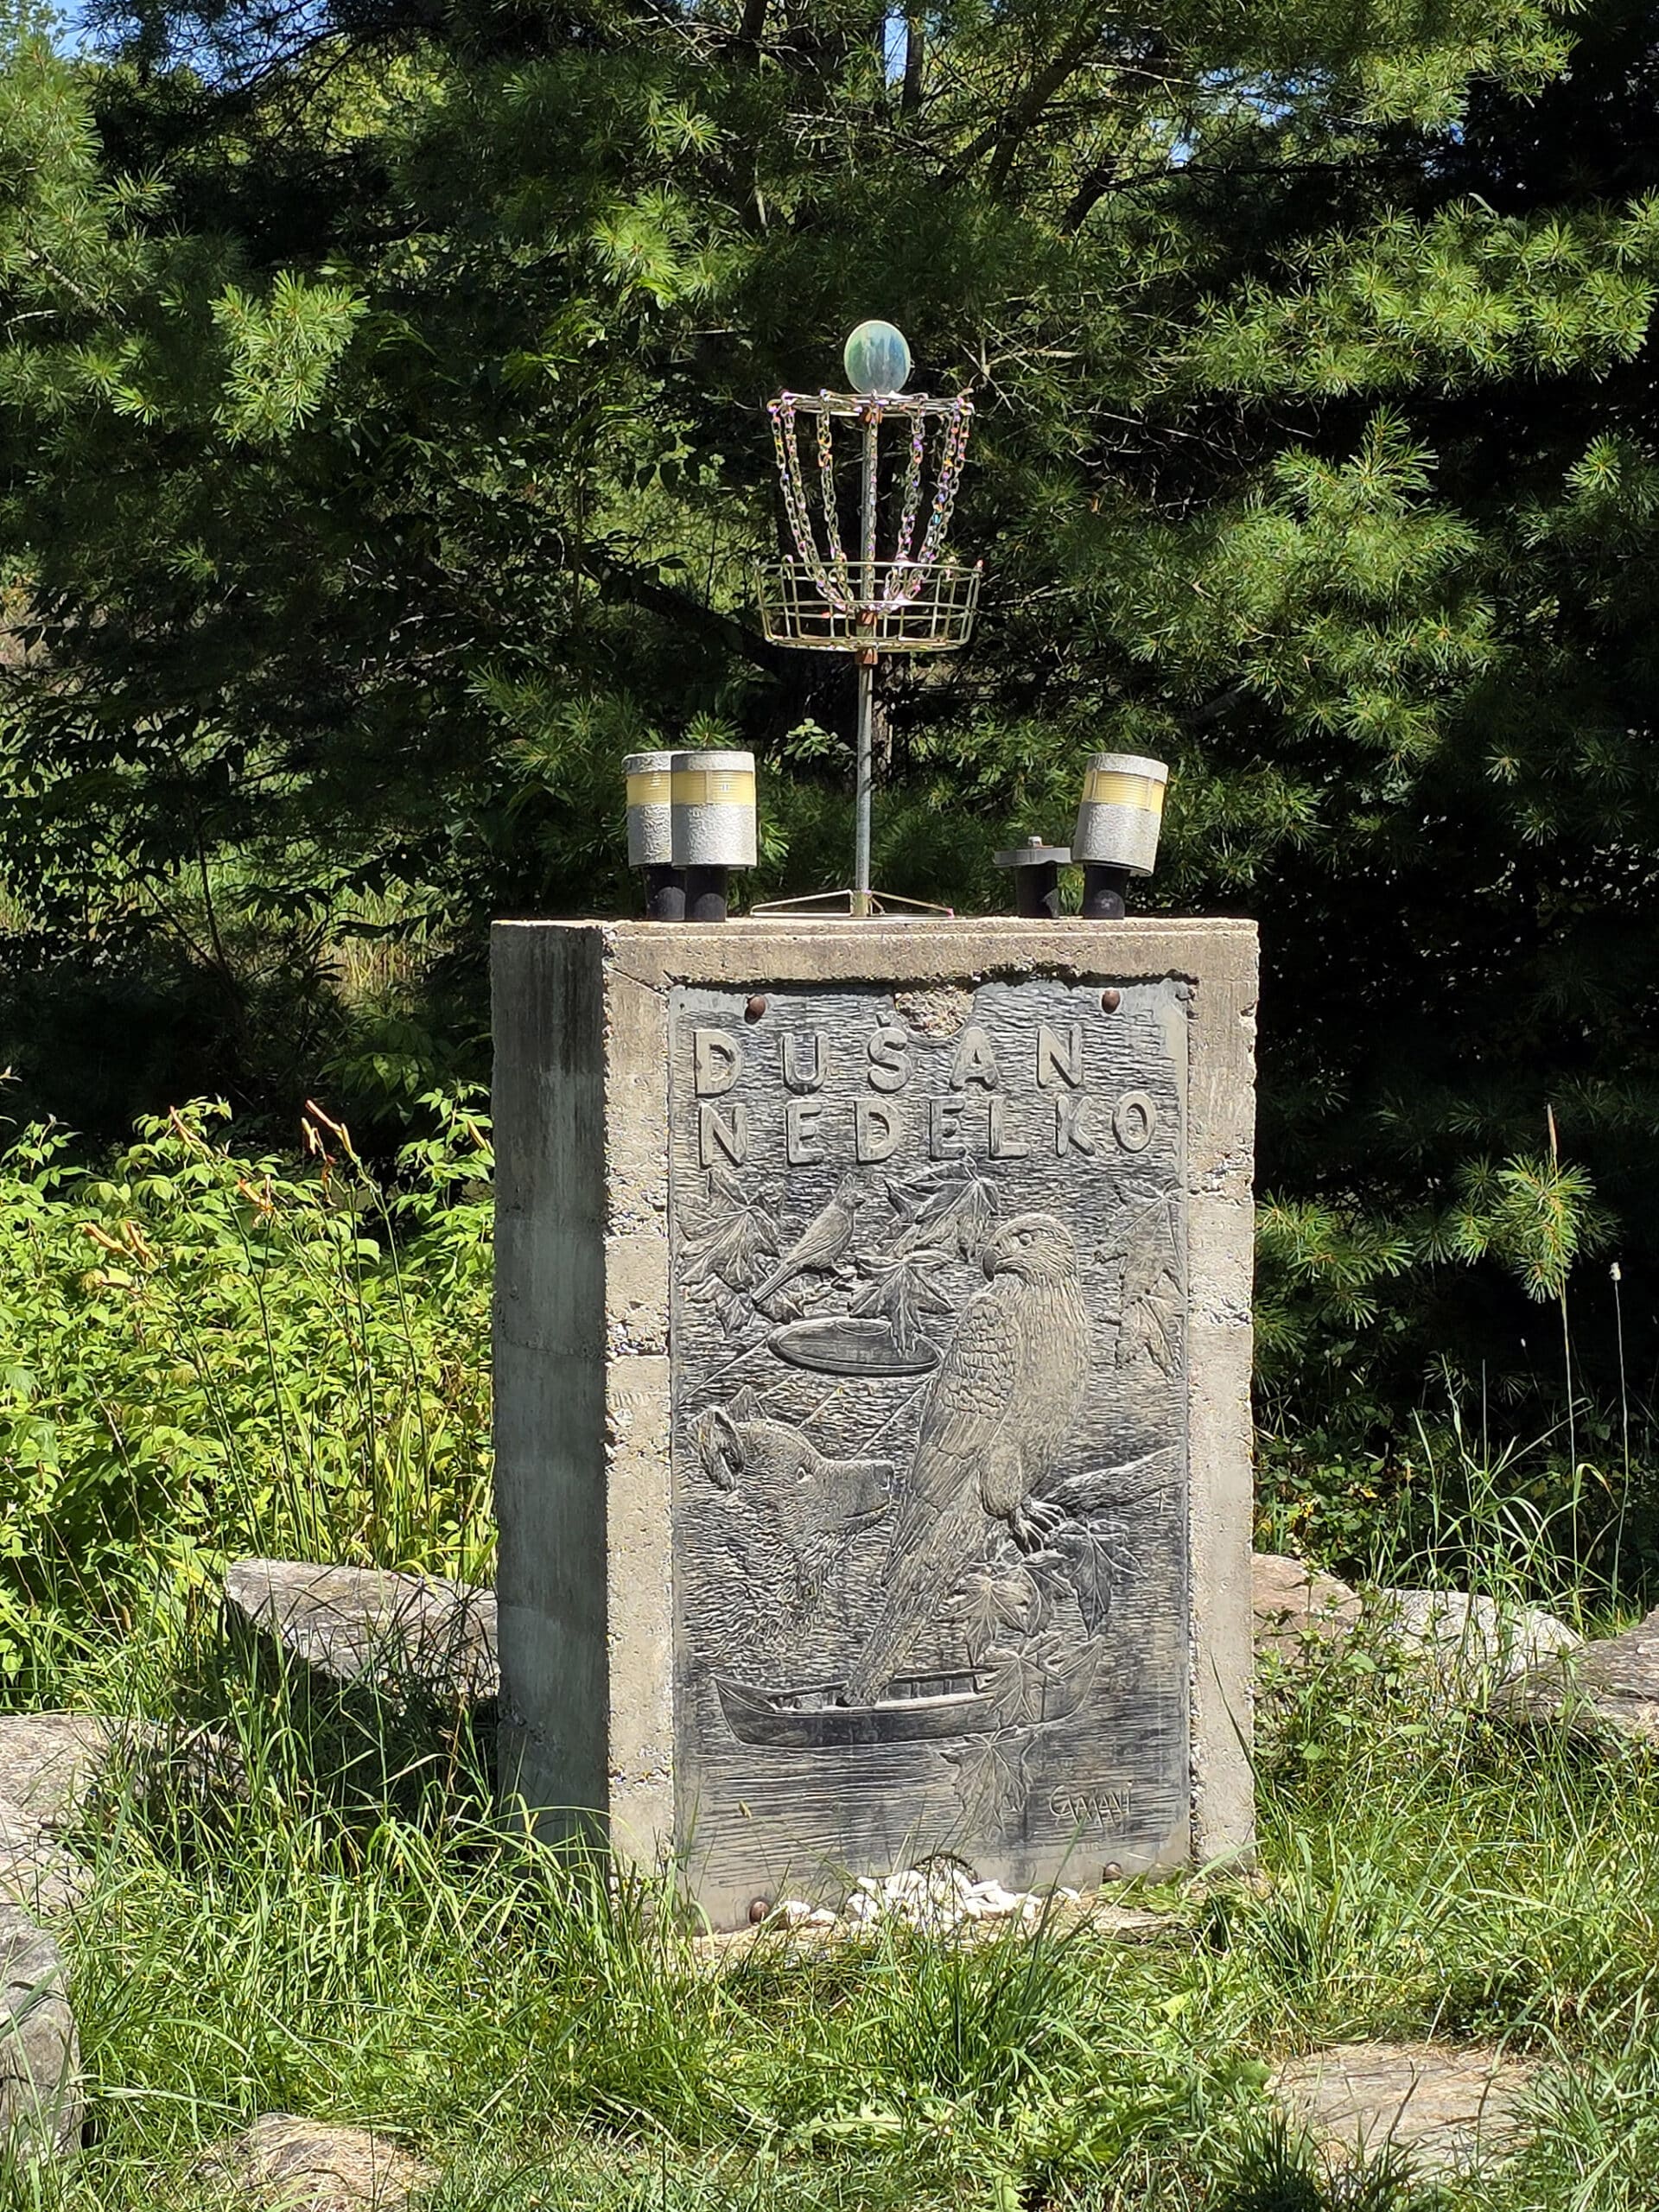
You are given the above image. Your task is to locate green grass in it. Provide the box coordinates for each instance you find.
[2,1604,1656,2212]
[2,1096,1653,2209]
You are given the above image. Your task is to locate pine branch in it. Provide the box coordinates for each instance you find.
[947,13,1107,191]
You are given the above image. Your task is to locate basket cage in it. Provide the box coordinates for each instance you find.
[756,559,980,653]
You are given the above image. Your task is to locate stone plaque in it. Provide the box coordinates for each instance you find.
[668,976,1189,1913]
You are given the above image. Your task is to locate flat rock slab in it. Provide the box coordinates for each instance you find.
[1497,1602,1659,1743]
[0,1715,128,1834]
[0,1808,88,1920]
[1253,1554,1361,1659]
[1274,2041,1535,2176]
[224,1562,498,1707]
[201,2115,435,2209]
[1376,1591,1581,1700]
[0,1902,81,2156]
[0,1712,245,1841]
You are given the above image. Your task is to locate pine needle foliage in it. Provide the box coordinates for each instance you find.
[0,0,1656,1453]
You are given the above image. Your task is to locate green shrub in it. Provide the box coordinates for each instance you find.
[0,1089,493,1680]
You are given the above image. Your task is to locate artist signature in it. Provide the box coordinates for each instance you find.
[1048,1784,1132,1832]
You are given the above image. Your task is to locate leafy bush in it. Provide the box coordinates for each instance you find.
[0,1089,493,1678]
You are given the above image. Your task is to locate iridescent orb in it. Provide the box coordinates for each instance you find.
[843,320,912,396]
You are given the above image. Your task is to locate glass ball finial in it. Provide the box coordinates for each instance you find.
[843,320,912,396]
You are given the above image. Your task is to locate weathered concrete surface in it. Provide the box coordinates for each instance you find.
[493,919,1257,1926]
[1497,1601,1659,1742]
[1274,2041,1535,2176]
[0,1902,81,2156]
[200,2115,434,2209]
[224,1562,498,1707]
[1252,1554,1362,1661]
[1377,1591,1582,1701]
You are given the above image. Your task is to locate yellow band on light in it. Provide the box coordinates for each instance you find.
[626,771,671,807]
[672,769,756,808]
[1083,770,1166,817]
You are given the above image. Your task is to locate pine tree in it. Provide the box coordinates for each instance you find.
[3,0,1657,1468]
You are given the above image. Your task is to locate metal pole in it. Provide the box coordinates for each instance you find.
[854,413,880,918]
[854,658,874,916]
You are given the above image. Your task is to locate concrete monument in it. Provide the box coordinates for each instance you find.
[493,918,1255,1927]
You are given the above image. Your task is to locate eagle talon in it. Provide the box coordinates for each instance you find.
[1010,1497,1066,1553]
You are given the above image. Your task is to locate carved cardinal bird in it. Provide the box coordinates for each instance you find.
[842,1212,1093,1705]
[752,1174,861,1306]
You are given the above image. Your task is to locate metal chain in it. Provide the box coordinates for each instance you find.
[766,388,976,625]
[815,393,856,608]
[913,394,975,577]
[768,396,845,608]
[888,408,928,581]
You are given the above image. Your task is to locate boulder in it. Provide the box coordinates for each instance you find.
[0,1715,128,1834]
[1497,1602,1659,1743]
[1374,1590,1581,1700]
[1252,1554,1362,1660]
[223,1562,498,1707]
[1273,2040,1535,2177]
[0,1711,245,1843]
[0,1809,87,1920]
[200,2115,434,2209]
[0,1903,81,2157]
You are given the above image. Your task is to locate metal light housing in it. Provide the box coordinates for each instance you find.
[1071,753,1169,878]
[671,750,757,870]
[625,751,675,869]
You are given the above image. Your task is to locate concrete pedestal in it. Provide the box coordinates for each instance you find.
[493,919,1256,1927]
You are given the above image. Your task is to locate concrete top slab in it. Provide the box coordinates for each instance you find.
[491,918,1258,994]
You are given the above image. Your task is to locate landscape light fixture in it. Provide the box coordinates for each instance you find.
[756,319,980,917]
[993,836,1071,920]
[626,751,683,920]
[671,748,757,922]
[1071,752,1168,918]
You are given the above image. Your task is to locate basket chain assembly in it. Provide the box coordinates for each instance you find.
[756,372,981,913]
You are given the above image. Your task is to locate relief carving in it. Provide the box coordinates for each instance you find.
[669,977,1191,1882]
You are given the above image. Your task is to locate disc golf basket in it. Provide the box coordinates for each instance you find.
[756,320,980,917]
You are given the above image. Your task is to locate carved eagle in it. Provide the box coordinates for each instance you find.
[842,1211,1093,1705]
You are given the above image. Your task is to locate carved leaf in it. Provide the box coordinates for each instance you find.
[681,1194,782,1294]
[848,1249,953,1357]
[708,1166,749,1210]
[882,1166,1000,1263]
[1049,1523,1122,1638]
[950,1567,1041,1662]
[982,1631,1072,1726]
[941,1729,1031,1834]
[1116,1192,1182,1375]
[709,1281,754,1335]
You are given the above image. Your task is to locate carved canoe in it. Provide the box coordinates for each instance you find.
[713,1666,1089,1748]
